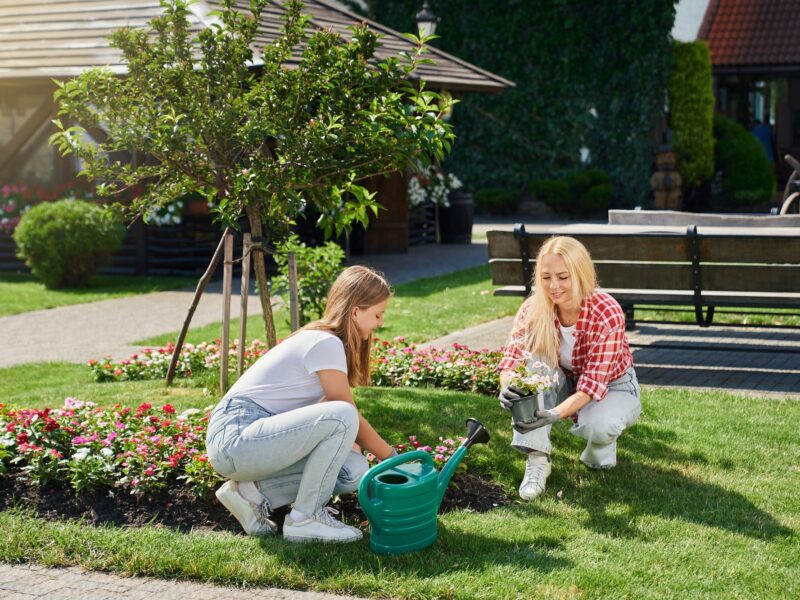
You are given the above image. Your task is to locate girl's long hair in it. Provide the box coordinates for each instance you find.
[524,236,597,367]
[304,265,391,386]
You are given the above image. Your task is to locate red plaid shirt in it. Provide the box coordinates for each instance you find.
[498,290,633,401]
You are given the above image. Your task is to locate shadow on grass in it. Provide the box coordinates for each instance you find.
[548,423,792,541]
[258,526,572,576]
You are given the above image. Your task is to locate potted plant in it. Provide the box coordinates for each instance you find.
[506,362,560,427]
[407,165,466,243]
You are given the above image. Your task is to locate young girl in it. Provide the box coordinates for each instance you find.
[498,236,641,500]
[205,265,395,543]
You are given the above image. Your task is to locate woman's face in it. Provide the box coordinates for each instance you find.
[352,298,389,340]
[539,253,576,309]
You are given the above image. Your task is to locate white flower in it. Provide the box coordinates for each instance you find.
[407,165,463,208]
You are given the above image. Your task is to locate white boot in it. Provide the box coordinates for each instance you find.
[519,451,551,500]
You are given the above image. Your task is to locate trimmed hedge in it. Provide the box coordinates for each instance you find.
[668,41,715,187]
[532,168,612,217]
[713,114,775,207]
[13,199,125,288]
[474,188,519,215]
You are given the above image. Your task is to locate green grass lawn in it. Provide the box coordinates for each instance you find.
[137,265,522,347]
[1,384,797,598]
[0,273,197,317]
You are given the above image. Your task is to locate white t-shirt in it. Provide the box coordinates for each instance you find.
[223,330,348,414]
[559,324,576,371]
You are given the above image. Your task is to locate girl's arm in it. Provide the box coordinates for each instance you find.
[553,390,591,419]
[317,369,394,460]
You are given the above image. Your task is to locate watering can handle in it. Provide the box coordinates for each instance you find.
[357,450,434,522]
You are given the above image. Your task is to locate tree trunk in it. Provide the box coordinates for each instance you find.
[245,204,277,347]
[166,225,233,385]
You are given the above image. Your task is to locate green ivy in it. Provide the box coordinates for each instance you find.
[668,41,715,187]
[369,0,676,206]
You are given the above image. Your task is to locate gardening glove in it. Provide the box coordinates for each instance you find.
[498,384,527,411]
[512,409,561,433]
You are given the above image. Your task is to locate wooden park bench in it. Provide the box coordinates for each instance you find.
[487,223,800,327]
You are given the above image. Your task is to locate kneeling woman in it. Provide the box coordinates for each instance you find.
[499,236,641,500]
[206,266,395,543]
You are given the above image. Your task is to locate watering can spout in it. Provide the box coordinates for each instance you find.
[436,418,489,504]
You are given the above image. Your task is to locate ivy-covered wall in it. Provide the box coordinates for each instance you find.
[363,0,676,206]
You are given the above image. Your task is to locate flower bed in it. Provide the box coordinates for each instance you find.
[0,399,473,501]
[371,338,502,396]
[88,338,504,397]
[0,399,218,496]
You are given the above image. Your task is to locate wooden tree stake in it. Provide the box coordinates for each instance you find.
[237,233,251,377]
[220,233,234,392]
[288,251,300,332]
[166,225,232,385]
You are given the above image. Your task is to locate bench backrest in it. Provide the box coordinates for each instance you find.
[487,225,800,294]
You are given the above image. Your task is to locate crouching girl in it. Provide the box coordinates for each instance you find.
[499,236,641,499]
[206,266,395,542]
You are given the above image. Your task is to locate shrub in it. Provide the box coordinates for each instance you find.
[713,114,775,207]
[272,235,346,326]
[530,179,571,210]
[533,169,612,217]
[668,41,715,187]
[13,199,124,288]
[474,188,519,215]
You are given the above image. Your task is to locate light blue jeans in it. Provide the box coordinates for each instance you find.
[205,396,369,516]
[512,366,641,467]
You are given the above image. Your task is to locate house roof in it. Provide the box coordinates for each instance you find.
[699,0,800,74]
[0,0,514,92]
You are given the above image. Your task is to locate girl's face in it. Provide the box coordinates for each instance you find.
[352,298,389,340]
[539,253,577,310]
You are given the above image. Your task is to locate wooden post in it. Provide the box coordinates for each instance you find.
[288,251,300,332]
[220,233,234,392]
[166,225,233,385]
[237,233,251,377]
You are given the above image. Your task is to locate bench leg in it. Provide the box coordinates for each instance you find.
[623,305,636,331]
[694,305,715,327]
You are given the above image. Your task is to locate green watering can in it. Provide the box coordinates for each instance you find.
[357,418,490,554]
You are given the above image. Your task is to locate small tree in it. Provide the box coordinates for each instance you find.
[51,0,454,347]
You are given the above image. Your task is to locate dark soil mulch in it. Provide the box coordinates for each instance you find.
[0,472,511,535]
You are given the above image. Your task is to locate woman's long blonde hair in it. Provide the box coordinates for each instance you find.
[304,265,391,386]
[524,236,597,367]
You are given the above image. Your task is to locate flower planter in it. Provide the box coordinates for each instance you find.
[439,189,474,244]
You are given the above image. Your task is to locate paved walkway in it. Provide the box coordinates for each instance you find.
[0,242,489,368]
[0,563,354,600]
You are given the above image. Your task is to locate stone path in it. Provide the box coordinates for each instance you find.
[0,242,490,368]
[0,564,354,600]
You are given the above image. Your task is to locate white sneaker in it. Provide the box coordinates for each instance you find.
[283,507,362,543]
[519,451,551,500]
[215,480,276,536]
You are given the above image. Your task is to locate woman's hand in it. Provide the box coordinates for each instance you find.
[512,408,561,433]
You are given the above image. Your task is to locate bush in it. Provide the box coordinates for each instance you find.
[13,199,125,288]
[532,169,613,217]
[713,114,775,207]
[530,179,571,210]
[669,41,715,187]
[272,235,346,326]
[474,188,519,215]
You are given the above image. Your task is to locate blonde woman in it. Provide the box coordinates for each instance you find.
[498,236,640,499]
[206,266,395,543]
